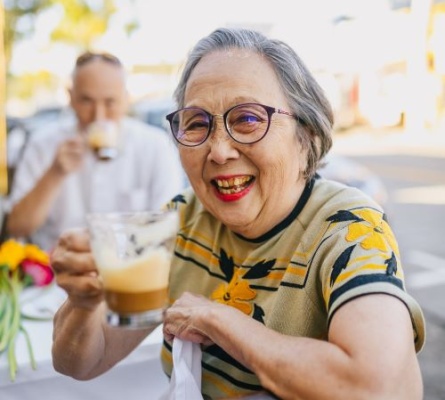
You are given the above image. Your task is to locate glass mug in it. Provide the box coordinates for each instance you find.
[87,210,178,328]
[86,120,120,161]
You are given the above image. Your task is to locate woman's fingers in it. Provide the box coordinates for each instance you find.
[51,229,103,309]
[51,229,95,275]
[163,292,216,345]
[55,272,103,296]
[57,228,91,252]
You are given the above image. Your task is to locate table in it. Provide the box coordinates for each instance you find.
[0,285,169,400]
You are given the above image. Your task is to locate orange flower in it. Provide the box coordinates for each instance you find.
[23,244,50,265]
[346,209,399,256]
[211,269,256,315]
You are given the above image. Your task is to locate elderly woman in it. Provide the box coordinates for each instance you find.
[51,28,425,400]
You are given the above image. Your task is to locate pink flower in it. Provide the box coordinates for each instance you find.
[21,260,54,287]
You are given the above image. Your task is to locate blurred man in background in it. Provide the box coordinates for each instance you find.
[5,51,185,251]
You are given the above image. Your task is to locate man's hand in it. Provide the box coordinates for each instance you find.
[51,136,87,175]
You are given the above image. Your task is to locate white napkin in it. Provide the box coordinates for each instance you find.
[159,338,275,400]
[159,338,204,400]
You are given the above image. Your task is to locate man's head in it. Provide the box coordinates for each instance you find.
[69,52,128,130]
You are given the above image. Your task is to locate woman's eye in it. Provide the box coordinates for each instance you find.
[238,113,260,123]
[185,120,209,131]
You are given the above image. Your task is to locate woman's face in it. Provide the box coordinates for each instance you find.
[180,49,308,238]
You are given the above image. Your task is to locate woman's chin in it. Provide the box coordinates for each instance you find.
[217,212,257,236]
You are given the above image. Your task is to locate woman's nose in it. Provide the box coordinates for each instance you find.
[207,116,239,164]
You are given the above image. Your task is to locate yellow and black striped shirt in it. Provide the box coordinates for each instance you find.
[161,177,425,399]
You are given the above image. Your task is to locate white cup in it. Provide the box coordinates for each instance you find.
[86,120,120,161]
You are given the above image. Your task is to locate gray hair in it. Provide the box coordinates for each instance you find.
[173,27,334,179]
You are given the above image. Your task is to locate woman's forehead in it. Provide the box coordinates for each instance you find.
[185,50,284,104]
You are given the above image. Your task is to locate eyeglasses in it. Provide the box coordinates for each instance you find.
[75,52,122,68]
[166,103,300,147]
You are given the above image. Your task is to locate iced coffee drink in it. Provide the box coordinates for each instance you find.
[96,247,171,314]
[87,210,178,328]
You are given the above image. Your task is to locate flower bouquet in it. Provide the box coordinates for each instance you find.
[0,239,54,381]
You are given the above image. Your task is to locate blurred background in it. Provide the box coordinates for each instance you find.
[2,0,445,129]
[0,1,444,398]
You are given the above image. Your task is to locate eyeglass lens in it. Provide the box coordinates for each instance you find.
[170,103,271,146]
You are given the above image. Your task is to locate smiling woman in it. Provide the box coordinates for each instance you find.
[50,27,425,400]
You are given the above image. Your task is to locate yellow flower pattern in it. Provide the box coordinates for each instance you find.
[345,209,399,256]
[211,268,257,315]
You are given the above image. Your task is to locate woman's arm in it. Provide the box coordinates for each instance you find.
[163,292,422,400]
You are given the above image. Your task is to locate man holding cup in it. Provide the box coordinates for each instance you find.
[5,52,185,251]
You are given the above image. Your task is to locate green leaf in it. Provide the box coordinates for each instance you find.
[20,325,36,370]
[7,335,17,382]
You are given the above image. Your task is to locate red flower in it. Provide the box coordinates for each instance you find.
[0,240,54,381]
[21,260,54,287]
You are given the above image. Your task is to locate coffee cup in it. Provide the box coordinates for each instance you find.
[87,209,178,328]
[86,120,119,161]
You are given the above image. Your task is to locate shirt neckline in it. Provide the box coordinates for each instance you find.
[234,176,317,243]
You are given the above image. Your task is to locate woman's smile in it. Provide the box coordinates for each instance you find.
[211,174,255,202]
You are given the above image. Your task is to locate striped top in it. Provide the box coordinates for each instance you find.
[161,177,425,399]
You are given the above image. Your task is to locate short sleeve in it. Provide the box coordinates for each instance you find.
[318,206,425,352]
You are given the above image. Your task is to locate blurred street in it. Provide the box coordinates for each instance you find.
[332,125,445,400]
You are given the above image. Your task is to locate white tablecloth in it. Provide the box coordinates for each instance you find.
[0,285,169,400]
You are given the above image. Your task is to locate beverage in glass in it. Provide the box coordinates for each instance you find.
[87,210,178,328]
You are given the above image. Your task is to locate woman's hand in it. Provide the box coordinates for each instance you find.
[51,228,151,380]
[163,292,222,346]
[51,228,104,310]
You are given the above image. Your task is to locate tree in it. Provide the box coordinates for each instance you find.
[49,0,116,50]
[4,0,122,106]
[4,0,117,75]
[3,0,52,75]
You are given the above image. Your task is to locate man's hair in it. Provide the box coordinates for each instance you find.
[173,27,334,179]
[74,51,122,69]
[70,51,126,87]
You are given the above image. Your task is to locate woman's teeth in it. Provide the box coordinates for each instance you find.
[214,176,252,194]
